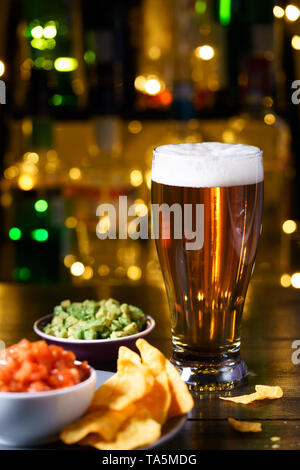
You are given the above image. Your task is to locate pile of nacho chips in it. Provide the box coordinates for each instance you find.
[60,339,194,450]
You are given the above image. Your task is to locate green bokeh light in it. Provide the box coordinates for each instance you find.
[31,228,49,242]
[34,199,48,212]
[9,227,22,241]
[219,0,231,26]
[84,50,96,64]
[195,1,207,14]
[13,267,31,281]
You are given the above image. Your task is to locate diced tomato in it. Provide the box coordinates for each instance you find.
[0,339,90,393]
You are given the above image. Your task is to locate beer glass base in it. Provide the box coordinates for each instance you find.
[171,353,248,392]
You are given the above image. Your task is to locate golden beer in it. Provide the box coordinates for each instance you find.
[151,143,263,390]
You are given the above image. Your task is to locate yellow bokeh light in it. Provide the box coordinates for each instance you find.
[273,6,285,18]
[18,174,35,191]
[69,167,82,180]
[70,261,85,276]
[54,57,78,72]
[127,265,142,281]
[148,46,161,60]
[82,266,93,280]
[195,45,215,61]
[0,60,5,77]
[98,264,110,276]
[291,35,300,50]
[24,152,39,164]
[31,26,43,38]
[291,273,300,288]
[130,169,143,187]
[128,120,142,134]
[264,113,276,125]
[285,4,300,21]
[43,24,57,39]
[134,75,146,92]
[4,166,19,180]
[64,254,76,267]
[65,216,78,229]
[280,274,291,288]
[282,219,297,234]
[222,130,235,143]
[144,78,161,95]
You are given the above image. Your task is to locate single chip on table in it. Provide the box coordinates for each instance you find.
[79,408,161,450]
[219,385,283,404]
[255,385,283,399]
[228,417,262,433]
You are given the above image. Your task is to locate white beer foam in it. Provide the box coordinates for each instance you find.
[152,142,263,187]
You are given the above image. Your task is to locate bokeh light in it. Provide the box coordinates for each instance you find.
[195,45,215,61]
[291,35,300,50]
[34,199,48,213]
[285,4,300,22]
[65,216,78,229]
[18,174,35,191]
[70,261,85,276]
[273,6,285,18]
[127,265,142,281]
[64,254,76,267]
[264,113,276,125]
[282,219,297,234]
[130,169,143,187]
[69,167,82,180]
[280,274,291,288]
[9,227,22,241]
[54,57,78,72]
[291,273,300,289]
[82,266,93,280]
[31,228,48,242]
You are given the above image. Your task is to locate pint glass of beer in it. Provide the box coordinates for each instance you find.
[151,143,263,390]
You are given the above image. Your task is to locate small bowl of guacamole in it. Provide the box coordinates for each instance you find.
[33,299,155,367]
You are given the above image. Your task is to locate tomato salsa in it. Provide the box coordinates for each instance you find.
[0,339,90,393]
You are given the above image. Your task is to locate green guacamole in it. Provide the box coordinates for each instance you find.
[43,298,146,340]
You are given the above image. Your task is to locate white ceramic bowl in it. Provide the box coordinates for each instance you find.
[0,363,96,446]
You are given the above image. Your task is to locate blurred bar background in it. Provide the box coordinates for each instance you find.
[0,0,299,292]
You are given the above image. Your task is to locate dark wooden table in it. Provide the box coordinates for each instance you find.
[0,279,299,450]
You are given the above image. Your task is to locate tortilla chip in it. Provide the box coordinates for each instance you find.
[60,404,136,443]
[219,392,261,404]
[228,417,262,433]
[79,409,161,450]
[136,338,166,372]
[89,361,154,411]
[118,345,142,367]
[136,339,193,419]
[165,360,194,417]
[136,370,171,425]
[135,338,171,423]
[220,385,283,404]
[255,385,283,399]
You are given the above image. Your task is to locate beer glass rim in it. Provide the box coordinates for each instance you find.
[153,143,263,160]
